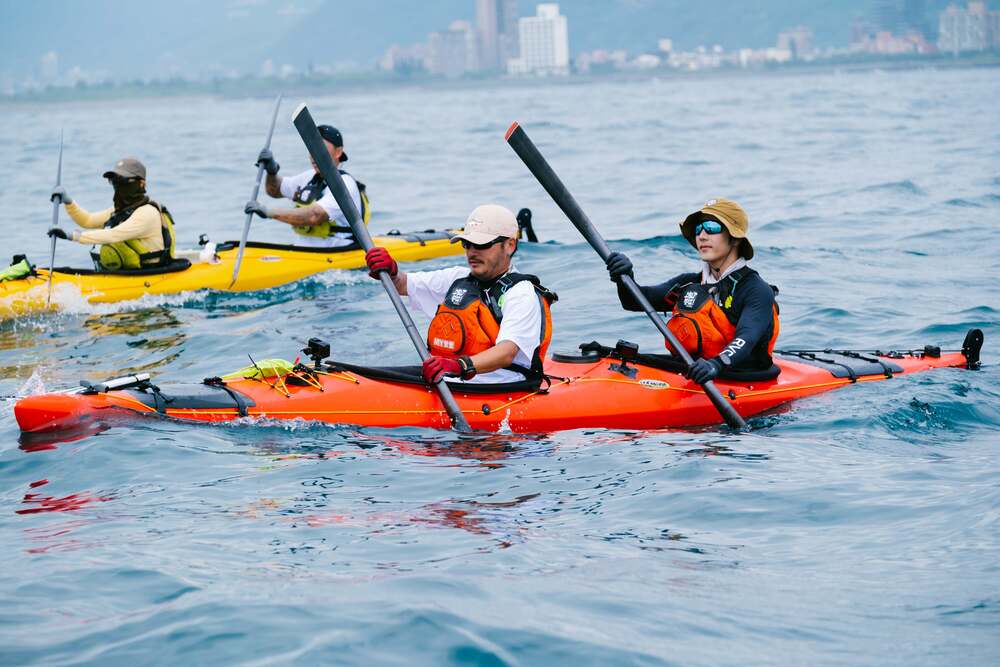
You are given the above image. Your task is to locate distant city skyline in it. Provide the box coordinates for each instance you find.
[3,0,999,97]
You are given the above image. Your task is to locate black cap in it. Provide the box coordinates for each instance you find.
[317,125,348,162]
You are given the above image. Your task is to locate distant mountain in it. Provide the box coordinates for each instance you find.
[0,0,968,82]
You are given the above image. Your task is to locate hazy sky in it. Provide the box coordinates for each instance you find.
[0,0,963,84]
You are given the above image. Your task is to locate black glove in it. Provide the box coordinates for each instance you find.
[256,148,280,175]
[47,227,69,240]
[686,357,722,384]
[606,251,634,283]
[244,201,269,219]
[50,185,72,205]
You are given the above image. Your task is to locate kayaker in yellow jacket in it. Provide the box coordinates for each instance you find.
[244,124,370,249]
[49,157,176,271]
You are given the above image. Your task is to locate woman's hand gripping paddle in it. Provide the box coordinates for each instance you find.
[291,104,472,433]
[230,94,282,288]
[504,121,748,431]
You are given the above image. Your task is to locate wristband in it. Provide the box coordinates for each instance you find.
[458,355,477,380]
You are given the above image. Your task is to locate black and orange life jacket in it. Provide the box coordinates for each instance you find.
[426,273,557,377]
[666,267,779,359]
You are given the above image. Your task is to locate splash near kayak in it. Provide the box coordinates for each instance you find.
[14,329,983,435]
[0,231,462,319]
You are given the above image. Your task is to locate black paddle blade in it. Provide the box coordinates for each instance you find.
[505,122,611,261]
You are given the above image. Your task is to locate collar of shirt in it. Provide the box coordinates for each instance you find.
[701,258,747,286]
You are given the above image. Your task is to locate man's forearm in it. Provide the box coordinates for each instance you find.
[469,341,520,374]
[268,205,327,228]
[264,173,283,198]
[390,272,408,295]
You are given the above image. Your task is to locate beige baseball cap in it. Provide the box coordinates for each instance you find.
[103,157,146,180]
[680,197,754,259]
[451,204,518,245]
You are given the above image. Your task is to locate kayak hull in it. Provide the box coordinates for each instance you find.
[14,344,974,435]
[1,231,461,319]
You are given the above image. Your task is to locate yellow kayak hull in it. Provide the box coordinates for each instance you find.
[1,231,462,319]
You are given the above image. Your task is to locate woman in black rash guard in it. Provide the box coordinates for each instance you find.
[605,198,779,384]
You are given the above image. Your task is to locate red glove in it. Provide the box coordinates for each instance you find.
[422,355,476,384]
[365,247,398,279]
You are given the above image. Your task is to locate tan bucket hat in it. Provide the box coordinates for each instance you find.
[103,157,146,180]
[451,204,519,245]
[680,197,753,260]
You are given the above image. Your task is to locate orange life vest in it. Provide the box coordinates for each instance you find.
[666,269,779,360]
[426,273,557,376]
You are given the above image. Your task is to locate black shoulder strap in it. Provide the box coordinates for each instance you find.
[503,272,558,303]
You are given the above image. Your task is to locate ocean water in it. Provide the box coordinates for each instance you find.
[1,67,998,665]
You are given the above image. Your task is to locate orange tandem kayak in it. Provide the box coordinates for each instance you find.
[14,330,983,434]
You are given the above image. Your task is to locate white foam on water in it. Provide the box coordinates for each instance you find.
[16,367,48,397]
[51,287,211,316]
[313,269,368,287]
[496,408,513,434]
[3,282,213,322]
[228,415,352,432]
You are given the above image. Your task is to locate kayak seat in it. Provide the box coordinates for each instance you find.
[325,360,543,394]
[554,341,781,381]
[54,258,192,277]
[718,364,781,382]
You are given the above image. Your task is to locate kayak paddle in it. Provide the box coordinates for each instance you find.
[505,121,749,431]
[291,103,473,433]
[45,130,64,306]
[230,94,282,288]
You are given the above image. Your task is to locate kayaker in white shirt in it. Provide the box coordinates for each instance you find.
[244,124,369,249]
[364,204,556,385]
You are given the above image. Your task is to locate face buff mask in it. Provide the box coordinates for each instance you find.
[112,177,149,212]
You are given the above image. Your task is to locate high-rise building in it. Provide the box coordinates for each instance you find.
[508,4,569,76]
[476,0,519,72]
[938,1,995,53]
[777,26,814,59]
[428,21,478,79]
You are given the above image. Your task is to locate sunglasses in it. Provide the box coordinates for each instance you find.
[694,220,724,236]
[460,236,508,251]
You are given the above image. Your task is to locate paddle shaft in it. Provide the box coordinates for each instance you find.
[231,95,283,287]
[504,122,748,431]
[291,104,472,432]
[45,131,64,306]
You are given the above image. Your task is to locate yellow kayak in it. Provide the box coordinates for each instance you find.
[1,230,461,320]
